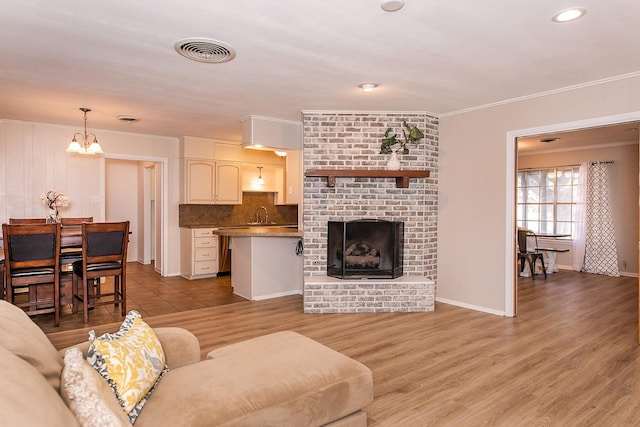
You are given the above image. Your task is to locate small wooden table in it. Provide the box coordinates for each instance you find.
[526,233,571,275]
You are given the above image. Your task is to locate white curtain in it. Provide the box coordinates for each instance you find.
[582,162,620,277]
[572,162,588,271]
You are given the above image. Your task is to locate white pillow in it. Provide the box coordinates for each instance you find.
[61,347,131,427]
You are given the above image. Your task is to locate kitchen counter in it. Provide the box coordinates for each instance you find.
[180,223,298,230]
[215,227,303,301]
[214,227,303,238]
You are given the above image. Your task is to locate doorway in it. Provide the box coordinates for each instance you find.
[102,154,168,276]
[505,112,640,317]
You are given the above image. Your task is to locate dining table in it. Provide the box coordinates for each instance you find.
[520,232,571,276]
[535,233,571,274]
[1,222,131,310]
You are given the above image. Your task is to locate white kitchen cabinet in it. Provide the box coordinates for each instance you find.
[185,159,215,204]
[180,228,219,279]
[215,161,242,204]
[182,159,241,204]
[276,150,301,205]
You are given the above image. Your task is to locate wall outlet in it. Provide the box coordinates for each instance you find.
[90,195,100,204]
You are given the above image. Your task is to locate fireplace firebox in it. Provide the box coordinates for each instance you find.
[327,219,404,279]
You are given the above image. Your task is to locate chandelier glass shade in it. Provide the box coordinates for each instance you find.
[66,107,103,155]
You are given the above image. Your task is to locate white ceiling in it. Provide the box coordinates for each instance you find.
[2,1,640,142]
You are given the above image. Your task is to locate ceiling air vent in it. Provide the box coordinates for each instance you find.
[174,37,236,63]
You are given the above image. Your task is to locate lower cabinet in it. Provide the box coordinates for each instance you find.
[180,228,219,279]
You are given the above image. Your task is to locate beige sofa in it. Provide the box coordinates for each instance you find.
[0,300,373,426]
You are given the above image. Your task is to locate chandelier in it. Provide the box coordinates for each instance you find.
[66,107,104,155]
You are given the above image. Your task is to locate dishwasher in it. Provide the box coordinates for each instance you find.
[218,235,231,275]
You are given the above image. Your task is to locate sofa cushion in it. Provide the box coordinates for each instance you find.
[135,331,373,427]
[153,327,201,369]
[87,311,168,423]
[61,347,132,427]
[0,299,64,391]
[0,346,80,427]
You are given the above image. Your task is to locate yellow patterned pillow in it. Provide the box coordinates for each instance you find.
[87,311,168,423]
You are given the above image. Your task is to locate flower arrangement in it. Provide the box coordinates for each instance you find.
[39,190,70,223]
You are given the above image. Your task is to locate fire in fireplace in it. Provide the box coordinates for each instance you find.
[327,219,404,279]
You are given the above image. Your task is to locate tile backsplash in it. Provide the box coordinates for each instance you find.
[179,192,298,227]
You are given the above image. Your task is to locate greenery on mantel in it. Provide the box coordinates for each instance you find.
[380,121,425,155]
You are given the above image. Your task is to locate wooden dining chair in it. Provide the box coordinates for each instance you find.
[9,218,47,224]
[71,221,129,323]
[2,223,62,326]
[59,217,95,305]
[517,229,546,279]
[60,217,94,226]
[60,217,94,263]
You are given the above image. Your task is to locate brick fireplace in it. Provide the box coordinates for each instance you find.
[302,112,438,313]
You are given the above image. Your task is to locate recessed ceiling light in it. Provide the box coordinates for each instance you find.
[540,137,560,143]
[358,83,379,92]
[552,8,587,23]
[381,1,405,12]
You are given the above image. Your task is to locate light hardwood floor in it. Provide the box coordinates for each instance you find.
[33,263,246,333]
[45,268,640,426]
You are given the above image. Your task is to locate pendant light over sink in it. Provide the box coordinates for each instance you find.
[256,167,265,185]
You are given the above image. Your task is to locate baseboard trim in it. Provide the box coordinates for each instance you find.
[253,290,303,301]
[436,297,506,317]
[556,265,638,278]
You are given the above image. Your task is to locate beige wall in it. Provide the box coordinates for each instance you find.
[105,159,139,263]
[518,143,639,274]
[0,119,181,275]
[439,75,640,315]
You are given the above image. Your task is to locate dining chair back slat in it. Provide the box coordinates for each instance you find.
[60,217,93,226]
[9,218,47,224]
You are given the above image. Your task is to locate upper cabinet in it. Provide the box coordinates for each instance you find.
[179,135,298,205]
[185,159,216,204]
[182,159,241,204]
[282,150,301,205]
[215,161,242,204]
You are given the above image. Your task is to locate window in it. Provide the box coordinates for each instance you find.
[517,166,579,237]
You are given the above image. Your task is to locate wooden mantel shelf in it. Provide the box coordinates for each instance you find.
[305,169,430,188]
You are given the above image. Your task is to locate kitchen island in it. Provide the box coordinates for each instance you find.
[215,227,304,301]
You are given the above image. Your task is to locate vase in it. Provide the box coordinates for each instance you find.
[386,151,401,171]
[46,208,60,223]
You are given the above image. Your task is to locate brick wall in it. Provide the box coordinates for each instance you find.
[303,276,436,313]
[302,112,439,280]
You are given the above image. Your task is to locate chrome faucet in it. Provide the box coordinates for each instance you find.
[256,206,269,224]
